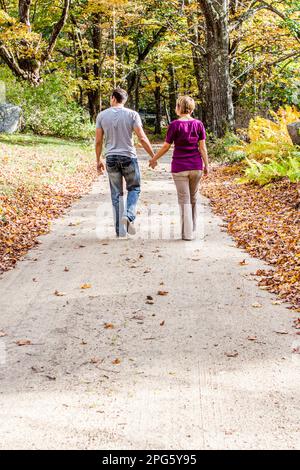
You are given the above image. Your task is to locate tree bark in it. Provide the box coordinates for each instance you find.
[87,89,100,123]
[168,63,177,121]
[19,0,31,28]
[135,73,140,111]
[154,71,162,135]
[198,0,234,137]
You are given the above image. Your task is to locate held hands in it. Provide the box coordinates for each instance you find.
[149,157,158,169]
[97,159,105,175]
[203,164,209,176]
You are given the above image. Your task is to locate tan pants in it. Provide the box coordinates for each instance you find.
[172,170,202,240]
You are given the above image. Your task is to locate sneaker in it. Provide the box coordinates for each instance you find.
[121,216,136,235]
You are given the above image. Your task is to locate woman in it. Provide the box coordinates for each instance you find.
[149,96,209,241]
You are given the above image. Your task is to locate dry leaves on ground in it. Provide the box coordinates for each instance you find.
[0,139,95,273]
[201,166,300,310]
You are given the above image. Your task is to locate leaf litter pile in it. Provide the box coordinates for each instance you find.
[201,165,300,310]
[0,136,95,272]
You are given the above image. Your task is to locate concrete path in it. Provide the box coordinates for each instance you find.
[0,153,299,449]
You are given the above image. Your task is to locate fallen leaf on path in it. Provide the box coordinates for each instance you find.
[146,300,154,305]
[104,323,115,329]
[225,351,238,358]
[293,318,300,329]
[146,295,153,300]
[90,357,101,364]
[144,269,151,273]
[80,283,91,289]
[45,375,56,380]
[16,339,31,346]
[239,259,248,266]
[54,290,65,296]
[160,321,165,326]
[274,330,288,335]
[0,331,7,337]
[112,358,121,365]
[224,430,236,435]
[157,290,168,296]
[64,266,69,272]
[247,336,257,341]
[31,366,44,373]
[131,314,144,321]
[252,302,262,308]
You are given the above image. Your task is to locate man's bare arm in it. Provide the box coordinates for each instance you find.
[134,126,155,158]
[95,128,105,174]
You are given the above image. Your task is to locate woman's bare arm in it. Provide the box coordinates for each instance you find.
[199,140,209,175]
[149,142,172,168]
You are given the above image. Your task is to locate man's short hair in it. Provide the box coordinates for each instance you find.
[112,88,128,104]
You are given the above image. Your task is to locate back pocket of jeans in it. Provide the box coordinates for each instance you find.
[121,157,133,168]
[106,160,118,169]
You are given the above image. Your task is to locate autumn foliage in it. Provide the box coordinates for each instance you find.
[201,166,300,311]
[0,136,95,272]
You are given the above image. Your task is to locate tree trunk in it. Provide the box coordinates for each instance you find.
[127,71,137,109]
[154,73,162,135]
[87,14,101,121]
[87,89,100,123]
[198,0,234,137]
[135,73,140,111]
[168,63,177,121]
[19,0,31,27]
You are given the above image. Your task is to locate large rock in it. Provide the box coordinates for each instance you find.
[0,103,22,133]
[287,121,300,146]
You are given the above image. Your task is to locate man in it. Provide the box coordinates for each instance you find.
[96,88,155,237]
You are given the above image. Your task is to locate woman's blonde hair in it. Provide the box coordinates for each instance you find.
[176,96,195,115]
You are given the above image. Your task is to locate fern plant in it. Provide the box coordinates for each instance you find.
[240,151,300,185]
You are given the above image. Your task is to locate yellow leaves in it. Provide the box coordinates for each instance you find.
[248,106,300,147]
[231,106,300,163]
[0,10,16,26]
[87,0,128,16]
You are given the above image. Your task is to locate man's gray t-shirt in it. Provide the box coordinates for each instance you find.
[96,107,143,158]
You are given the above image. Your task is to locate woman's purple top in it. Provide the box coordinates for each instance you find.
[165,119,206,173]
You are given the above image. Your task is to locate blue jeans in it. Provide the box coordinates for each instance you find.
[106,155,141,236]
